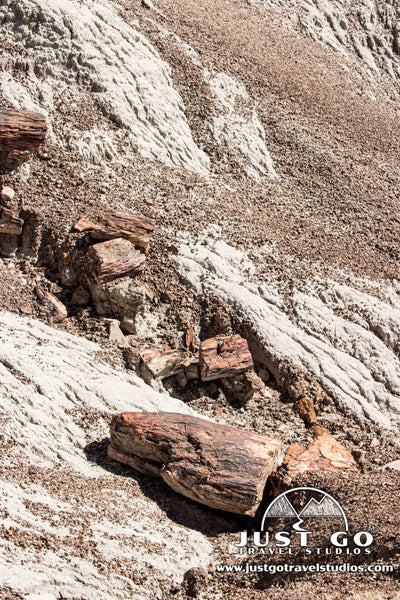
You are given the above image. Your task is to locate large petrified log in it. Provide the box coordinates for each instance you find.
[199,334,253,381]
[0,208,24,235]
[74,211,155,251]
[85,238,145,284]
[0,109,47,151]
[108,411,283,516]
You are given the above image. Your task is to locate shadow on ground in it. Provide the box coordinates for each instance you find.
[84,437,252,536]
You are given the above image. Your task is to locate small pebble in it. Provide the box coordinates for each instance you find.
[1,186,15,202]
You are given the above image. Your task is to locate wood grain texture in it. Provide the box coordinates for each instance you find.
[74,211,155,251]
[0,208,23,235]
[199,334,253,381]
[108,411,283,515]
[85,238,145,284]
[0,109,47,151]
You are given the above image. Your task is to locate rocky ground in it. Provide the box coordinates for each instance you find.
[0,0,400,598]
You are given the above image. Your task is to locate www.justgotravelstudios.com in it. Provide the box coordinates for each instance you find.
[215,563,394,574]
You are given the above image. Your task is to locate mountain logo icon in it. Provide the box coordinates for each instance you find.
[261,487,348,531]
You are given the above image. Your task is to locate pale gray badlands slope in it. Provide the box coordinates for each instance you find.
[0,0,400,598]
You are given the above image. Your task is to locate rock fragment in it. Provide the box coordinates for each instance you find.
[1,186,15,203]
[0,109,47,152]
[108,320,129,347]
[295,396,318,426]
[35,285,67,323]
[183,567,208,598]
[199,334,253,381]
[140,348,187,379]
[70,286,90,306]
[74,211,155,251]
[0,208,23,235]
[280,425,358,483]
[85,238,145,284]
[220,370,265,405]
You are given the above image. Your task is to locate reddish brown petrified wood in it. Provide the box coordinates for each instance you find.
[108,411,283,516]
[199,334,254,381]
[0,208,24,235]
[85,238,145,284]
[281,425,358,482]
[0,109,47,151]
[74,211,155,251]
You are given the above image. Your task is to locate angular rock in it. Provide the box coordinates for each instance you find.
[108,411,284,515]
[85,238,145,284]
[90,277,154,320]
[281,425,358,482]
[108,320,129,348]
[70,285,90,306]
[183,357,200,380]
[1,186,15,203]
[74,211,155,251]
[141,348,186,379]
[0,208,23,235]
[184,326,197,353]
[220,370,265,405]
[35,285,67,323]
[295,396,318,426]
[199,334,253,382]
[183,567,208,598]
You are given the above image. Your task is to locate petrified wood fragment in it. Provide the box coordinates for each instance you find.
[85,238,145,284]
[108,411,283,516]
[74,211,155,251]
[35,285,67,323]
[281,425,357,483]
[199,334,253,381]
[182,357,200,380]
[220,371,265,405]
[140,348,186,379]
[0,208,23,235]
[0,109,47,151]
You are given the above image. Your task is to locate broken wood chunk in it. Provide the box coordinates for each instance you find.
[220,370,265,405]
[0,109,47,151]
[280,425,357,483]
[184,326,197,353]
[199,334,253,382]
[85,238,145,284]
[0,208,24,235]
[108,411,283,516]
[74,211,155,251]
[141,347,186,379]
[183,357,200,380]
[295,396,317,426]
[35,285,67,323]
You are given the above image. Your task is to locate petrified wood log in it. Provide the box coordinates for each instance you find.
[0,208,23,235]
[280,425,357,483]
[199,334,253,381]
[74,211,155,251]
[0,109,47,151]
[85,238,145,284]
[108,411,283,516]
